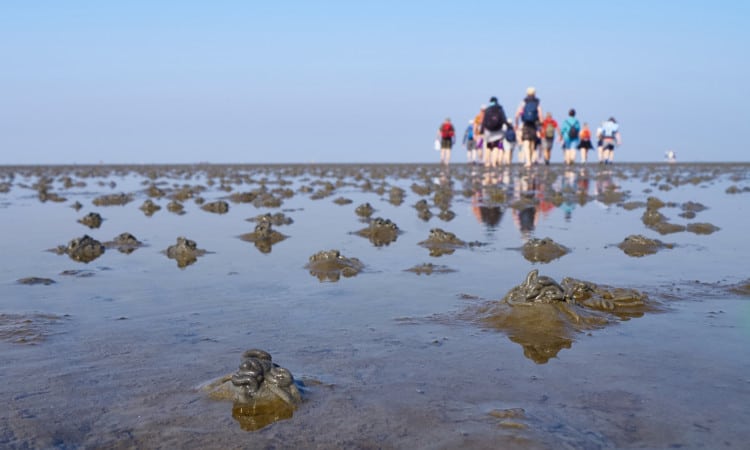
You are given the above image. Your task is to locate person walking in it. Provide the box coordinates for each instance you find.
[481,97,508,168]
[503,121,517,165]
[601,117,621,164]
[577,122,593,163]
[539,112,559,165]
[473,105,486,164]
[463,120,477,164]
[596,123,605,163]
[560,109,581,165]
[515,87,542,168]
[436,117,455,166]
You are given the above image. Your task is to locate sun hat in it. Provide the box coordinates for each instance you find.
[526,87,536,96]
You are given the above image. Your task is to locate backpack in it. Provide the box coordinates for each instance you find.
[521,98,539,123]
[440,123,454,139]
[567,121,579,140]
[505,126,516,143]
[602,122,617,138]
[484,105,506,132]
[544,123,555,139]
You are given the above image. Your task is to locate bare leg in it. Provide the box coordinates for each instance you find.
[522,141,533,167]
[492,148,501,167]
[504,144,513,165]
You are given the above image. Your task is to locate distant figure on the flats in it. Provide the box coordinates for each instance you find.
[503,121,517,165]
[540,112,559,165]
[578,123,593,163]
[600,117,621,164]
[515,87,543,168]
[665,150,676,163]
[437,117,455,166]
[560,109,581,165]
[481,97,508,168]
[463,120,477,164]
[473,105,486,163]
[596,124,605,163]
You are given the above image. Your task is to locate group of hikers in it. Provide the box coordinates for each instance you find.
[436,87,622,167]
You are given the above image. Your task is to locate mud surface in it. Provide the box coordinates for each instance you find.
[164,236,207,268]
[521,237,570,263]
[305,249,364,282]
[1,163,749,449]
[353,217,400,247]
[202,349,302,431]
[238,221,288,254]
[617,234,675,257]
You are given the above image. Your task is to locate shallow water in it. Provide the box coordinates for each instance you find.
[1,163,749,449]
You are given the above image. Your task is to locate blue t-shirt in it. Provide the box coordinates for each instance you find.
[562,117,581,142]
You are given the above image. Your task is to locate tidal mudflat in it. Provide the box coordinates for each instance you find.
[1,163,749,449]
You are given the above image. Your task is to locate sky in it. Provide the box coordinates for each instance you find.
[1,0,748,164]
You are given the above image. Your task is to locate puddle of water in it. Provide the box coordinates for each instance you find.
[1,163,749,449]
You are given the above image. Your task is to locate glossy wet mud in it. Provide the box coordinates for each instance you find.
[1,163,749,449]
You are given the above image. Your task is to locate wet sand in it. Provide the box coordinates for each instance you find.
[1,163,749,449]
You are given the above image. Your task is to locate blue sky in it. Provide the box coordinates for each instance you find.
[1,0,748,164]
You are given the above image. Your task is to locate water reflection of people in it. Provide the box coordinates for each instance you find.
[518,203,536,235]
[469,166,601,239]
[561,168,577,221]
[471,169,504,231]
[510,170,539,240]
[576,168,591,205]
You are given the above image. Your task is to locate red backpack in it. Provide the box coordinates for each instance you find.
[440,123,454,139]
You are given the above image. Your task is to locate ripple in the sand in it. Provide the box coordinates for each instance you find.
[0,313,68,344]
[404,263,455,275]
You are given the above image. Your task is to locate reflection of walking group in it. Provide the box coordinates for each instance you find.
[437,87,622,167]
[467,164,615,241]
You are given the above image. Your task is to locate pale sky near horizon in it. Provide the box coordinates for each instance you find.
[1,1,748,164]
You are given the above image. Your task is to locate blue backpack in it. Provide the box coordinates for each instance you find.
[521,98,539,123]
[567,119,580,140]
[505,125,516,143]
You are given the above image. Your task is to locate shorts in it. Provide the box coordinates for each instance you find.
[441,138,453,149]
[484,129,505,144]
[522,122,538,141]
[562,138,579,150]
[541,138,554,151]
[602,139,616,150]
[487,140,503,150]
[578,139,593,150]
[467,140,476,151]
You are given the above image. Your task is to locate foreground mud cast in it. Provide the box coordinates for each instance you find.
[465,269,658,363]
